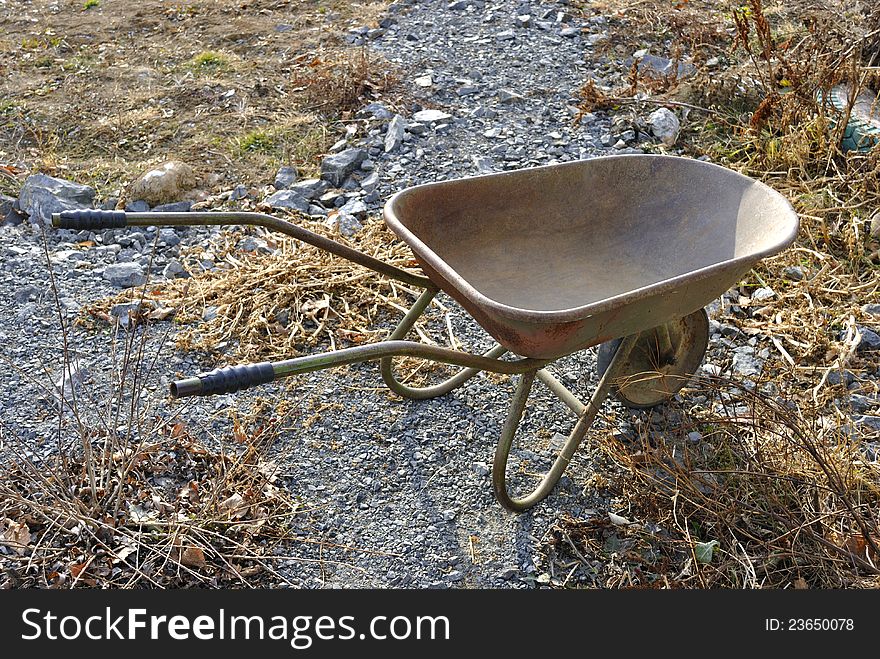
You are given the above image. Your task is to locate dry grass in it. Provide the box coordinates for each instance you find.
[540,374,880,588]
[0,413,313,588]
[84,218,427,361]
[536,0,880,588]
[292,47,399,115]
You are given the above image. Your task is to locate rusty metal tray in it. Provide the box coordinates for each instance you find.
[384,155,799,359]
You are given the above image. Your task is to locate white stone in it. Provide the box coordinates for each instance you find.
[412,109,452,123]
[128,161,197,206]
[647,107,680,146]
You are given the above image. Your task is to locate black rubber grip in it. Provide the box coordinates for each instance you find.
[55,209,127,230]
[198,362,275,395]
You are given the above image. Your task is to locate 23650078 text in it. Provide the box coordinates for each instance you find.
[764,618,853,631]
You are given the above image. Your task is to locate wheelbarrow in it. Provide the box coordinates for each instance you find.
[53,155,799,512]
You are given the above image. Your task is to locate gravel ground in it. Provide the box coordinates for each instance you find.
[1,0,876,588]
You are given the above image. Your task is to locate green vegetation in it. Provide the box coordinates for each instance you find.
[236,129,276,153]
[190,50,231,70]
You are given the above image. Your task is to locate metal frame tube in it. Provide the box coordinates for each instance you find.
[492,333,639,512]
[379,285,510,400]
[535,369,586,416]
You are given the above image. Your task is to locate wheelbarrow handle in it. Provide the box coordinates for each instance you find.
[51,209,431,289]
[171,340,549,398]
[171,362,275,397]
[54,209,128,231]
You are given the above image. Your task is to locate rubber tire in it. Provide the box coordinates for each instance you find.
[596,308,710,409]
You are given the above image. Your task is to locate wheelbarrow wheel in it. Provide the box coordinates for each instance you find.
[596,308,709,409]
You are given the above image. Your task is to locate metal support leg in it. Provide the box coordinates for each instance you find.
[380,285,509,400]
[492,334,639,512]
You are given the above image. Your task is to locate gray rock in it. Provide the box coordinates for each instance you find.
[360,172,380,192]
[783,266,805,281]
[125,200,150,213]
[0,193,14,218]
[288,178,329,200]
[731,347,762,377]
[496,30,515,41]
[100,197,119,211]
[14,284,42,303]
[237,236,271,253]
[498,89,525,104]
[473,156,495,173]
[103,262,147,288]
[274,166,298,189]
[158,228,180,246]
[385,114,407,153]
[862,303,880,317]
[634,52,696,79]
[412,109,452,124]
[407,122,429,136]
[361,102,394,121]
[827,369,856,387]
[339,198,368,218]
[152,201,192,213]
[856,327,880,352]
[19,174,96,225]
[497,566,518,580]
[229,185,249,201]
[128,161,197,206]
[321,148,368,186]
[447,0,469,9]
[560,27,580,37]
[162,260,188,279]
[718,323,744,338]
[327,213,363,237]
[329,138,348,153]
[319,190,344,207]
[3,201,25,226]
[515,14,531,28]
[53,362,91,405]
[750,287,775,302]
[263,190,310,213]
[647,107,680,146]
[855,415,880,433]
[848,394,879,413]
[457,85,480,96]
